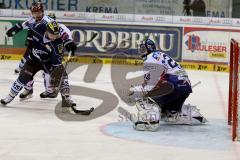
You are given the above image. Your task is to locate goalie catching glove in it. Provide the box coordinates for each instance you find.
[128,85,147,102]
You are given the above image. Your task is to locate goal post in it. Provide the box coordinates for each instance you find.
[228,39,239,141]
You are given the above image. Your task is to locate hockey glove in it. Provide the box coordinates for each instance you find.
[128,85,146,102]
[65,41,77,56]
[6,23,23,37]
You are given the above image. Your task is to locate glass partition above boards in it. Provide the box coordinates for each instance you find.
[0,0,237,18]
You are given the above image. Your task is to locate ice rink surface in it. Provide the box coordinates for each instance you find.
[0,60,239,160]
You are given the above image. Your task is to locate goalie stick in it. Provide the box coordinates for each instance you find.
[192,81,201,88]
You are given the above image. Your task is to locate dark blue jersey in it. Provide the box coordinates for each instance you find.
[27,22,64,67]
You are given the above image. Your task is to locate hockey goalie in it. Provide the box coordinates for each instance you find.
[122,39,207,132]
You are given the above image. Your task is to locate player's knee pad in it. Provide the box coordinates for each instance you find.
[133,98,161,132]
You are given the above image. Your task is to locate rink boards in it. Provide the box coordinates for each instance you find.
[0,53,229,73]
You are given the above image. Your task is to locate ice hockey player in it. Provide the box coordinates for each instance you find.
[7,2,47,74]
[128,39,207,131]
[1,20,77,112]
[5,2,76,100]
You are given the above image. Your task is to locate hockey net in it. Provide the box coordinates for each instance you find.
[228,39,240,141]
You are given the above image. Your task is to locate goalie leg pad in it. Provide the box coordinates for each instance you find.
[161,104,207,125]
[134,98,161,132]
[133,121,160,132]
[181,104,208,124]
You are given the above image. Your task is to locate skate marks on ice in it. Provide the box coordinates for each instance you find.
[101,120,232,151]
[54,85,119,121]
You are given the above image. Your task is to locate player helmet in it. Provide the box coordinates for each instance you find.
[30,2,43,13]
[30,2,44,22]
[46,21,60,40]
[139,39,156,57]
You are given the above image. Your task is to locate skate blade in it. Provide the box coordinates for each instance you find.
[19,95,33,101]
[61,107,76,114]
[0,100,7,106]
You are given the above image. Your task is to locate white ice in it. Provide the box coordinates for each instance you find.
[0,60,239,160]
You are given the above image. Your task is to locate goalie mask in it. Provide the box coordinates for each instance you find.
[30,2,44,22]
[46,21,60,41]
[139,39,156,58]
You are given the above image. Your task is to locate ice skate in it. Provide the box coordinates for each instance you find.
[61,95,76,113]
[19,89,33,99]
[1,94,15,105]
[40,91,58,98]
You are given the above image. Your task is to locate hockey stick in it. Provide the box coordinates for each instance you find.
[86,32,98,43]
[31,32,98,115]
[58,33,98,114]
[63,32,98,66]
[192,81,201,89]
[71,106,94,115]
[103,41,130,52]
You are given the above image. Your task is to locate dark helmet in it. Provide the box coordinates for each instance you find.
[139,39,156,57]
[48,13,56,20]
[144,39,156,53]
[30,2,44,13]
[46,21,60,35]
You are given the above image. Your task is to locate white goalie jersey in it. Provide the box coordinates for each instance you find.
[141,51,192,94]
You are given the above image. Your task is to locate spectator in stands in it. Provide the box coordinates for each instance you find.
[183,0,206,17]
[0,2,5,9]
[183,0,191,16]
[190,0,206,17]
